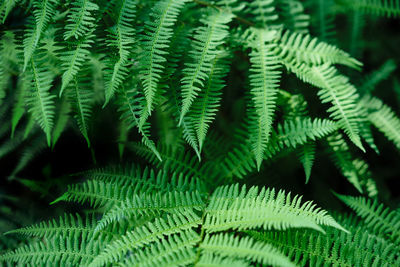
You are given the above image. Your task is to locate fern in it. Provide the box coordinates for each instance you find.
[23,0,57,71]
[140,0,189,114]
[25,51,56,146]
[63,0,99,40]
[179,10,233,124]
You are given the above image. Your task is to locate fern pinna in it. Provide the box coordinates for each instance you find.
[0,0,400,266]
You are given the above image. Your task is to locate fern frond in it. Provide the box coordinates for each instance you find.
[178,10,233,124]
[200,233,295,267]
[5,213,99,239]
[203,184,345,233]
[118,87,161,161]
[310,64,364,150]
[103,0,136,105]
[23,0,57,71]
[120,230,200,267]
[51,96,71,148]
[247,28,281,169]
[248,0,279,27]
[327,133,377,194]
[140,0,189,114]
[196,253,251,267]
[0,0,17,23]
[0,233,106,266]
[68,75,94,147]
[130,143,215,184]
[190,52,231,151]
[25,52,56,146]
[277,30,362,69]
[64,0,99,40]
[336,193,400,243]
[90,212,201,267]
[359,59,396,95]
[337,0,400,18]
[364,96,400,150]
[277,0,310,33]
[247,227,400,267]
[297,142,316,183]
[95,190,204,230]
[60,33,94,96]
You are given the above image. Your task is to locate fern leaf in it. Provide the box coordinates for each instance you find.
[60,34,94,96]
[140,0,189,114]
[297,142,316,184]
[120,230,199,267]
[200,233,295,267]
[248,0,279,27]
[0,0,17,23]
[51,96,71,148]
[118,87,161,160]
[64,0,99,40]
[23,0,56,71]
[277,30,361,69]
[68,76,93,147]
[103,0,136,105]
[310,64,364,151]
[89,213,200,267]
[25,54,56,146]
[0,233,105,266]
[336,193,400,243]
[95,190,204,230]
[196,253,251,267]
[190,51,230,151]
[247,227,400,267]
[204,184,346,233]
[5,213,98,239]
[178,10,233,125]
[365,97,400,150]
[248,28,282,169]
[337,0,400,18]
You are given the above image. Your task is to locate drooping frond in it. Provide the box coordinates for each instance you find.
[247,0,279,27]
[90,212,201,267]
[359,59,396,95]
[277,0,310,33]
[117,86,161,161]
[203,184,345,233]
[337,0,400,18]
[179,10,233,124]
[327,133,377,194]
[23,0,57,70]
[297,143,316,183]
[200,233,295,267]
[25,51,56,146]
[363,96,400,150]
[309,64,364,151]
[335,193,400,243]
[64,0,99,40]
[60,33,94,96]
[103,0,136,105]
[140,0,189,114]
[247,28,281,168]
[189,51,231,151]
[0,0,17,23]
[67,75,94,147]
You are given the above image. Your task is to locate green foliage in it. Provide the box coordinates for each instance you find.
[0,0,400,266]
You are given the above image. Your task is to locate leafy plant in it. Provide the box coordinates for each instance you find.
[0,0,400,266]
